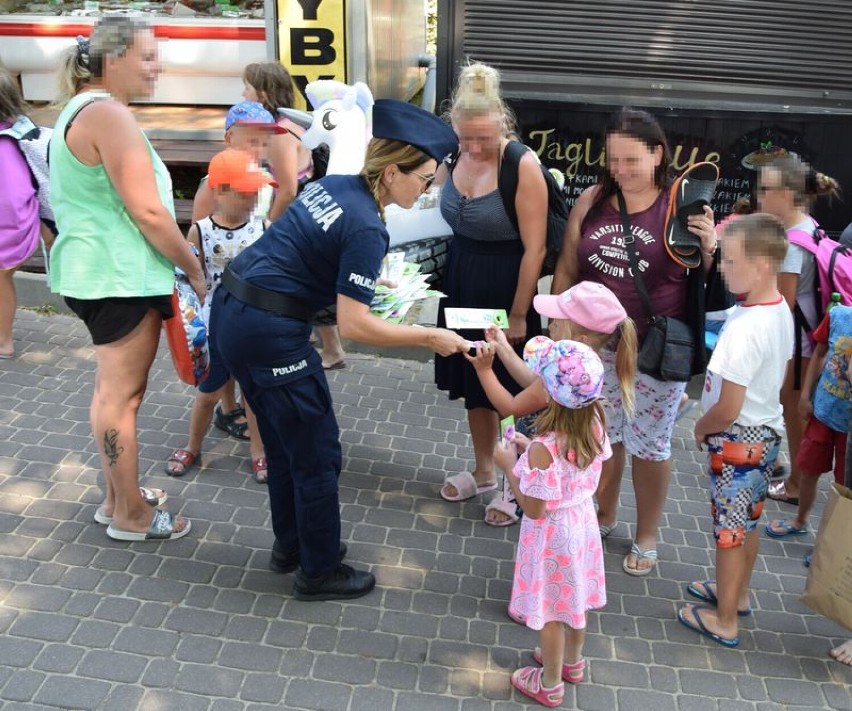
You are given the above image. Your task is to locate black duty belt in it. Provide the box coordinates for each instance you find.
[221,268,317,323]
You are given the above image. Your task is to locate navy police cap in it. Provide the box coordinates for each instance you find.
[372,99,458,163]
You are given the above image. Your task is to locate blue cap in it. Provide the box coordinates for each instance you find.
[225,101,286,134]
[372,99,458,163]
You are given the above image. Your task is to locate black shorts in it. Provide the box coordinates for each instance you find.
[64,294,173,345]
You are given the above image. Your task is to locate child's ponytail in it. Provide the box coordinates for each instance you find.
[613,318,638,417]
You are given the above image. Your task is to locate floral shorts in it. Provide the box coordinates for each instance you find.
[707,425,781,548]
[600,349,687,461]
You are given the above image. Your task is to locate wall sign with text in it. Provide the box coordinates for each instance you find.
[278,0,347,110]
[511,102,851,233]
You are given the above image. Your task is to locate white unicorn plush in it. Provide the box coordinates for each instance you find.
[279,80,452,247]
[279,80,373,176]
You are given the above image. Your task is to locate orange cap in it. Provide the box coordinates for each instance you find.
[208,149,278,193]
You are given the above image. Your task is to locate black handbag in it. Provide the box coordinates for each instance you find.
[618,191,695,382]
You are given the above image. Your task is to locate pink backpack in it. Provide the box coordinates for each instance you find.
[787,226,852,330]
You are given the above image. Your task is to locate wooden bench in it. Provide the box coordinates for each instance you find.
[150,138,221,168]
[174,199,195,231]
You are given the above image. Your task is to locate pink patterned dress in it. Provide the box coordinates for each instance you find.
[508,430,611,630]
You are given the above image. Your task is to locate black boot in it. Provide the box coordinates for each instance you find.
[293,563,375,601]
[269,540,347,574]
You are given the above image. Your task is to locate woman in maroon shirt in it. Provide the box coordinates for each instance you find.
[552,108,717,576]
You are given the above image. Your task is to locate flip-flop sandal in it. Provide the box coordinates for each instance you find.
[664,162,720,269]
[164,449,200,477]
[677,604,740,648]
[622,542,658,576]
[214,406,249,440]
[767,480,799,506]
[251,457,268,484]
[510,666,564,708]
[322,360,346,370]
[439,472,497,502]
[106,509,192,541]
[599,521,618,539]
[764,519,809,538]
[686,580,752,616]
[94,486,169,525]
[532,648,586,683]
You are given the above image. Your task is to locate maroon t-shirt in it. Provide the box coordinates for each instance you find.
[578,190,687,342]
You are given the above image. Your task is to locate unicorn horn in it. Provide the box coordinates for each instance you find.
[277,108,313,131]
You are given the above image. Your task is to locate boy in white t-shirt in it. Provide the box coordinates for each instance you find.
[678,213,794,648]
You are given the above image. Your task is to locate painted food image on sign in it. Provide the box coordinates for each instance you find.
[741,141,794,170]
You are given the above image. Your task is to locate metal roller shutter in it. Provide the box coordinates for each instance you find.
[440,0,852,111]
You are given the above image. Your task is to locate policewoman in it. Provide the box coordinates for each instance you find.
[211,100,466,601]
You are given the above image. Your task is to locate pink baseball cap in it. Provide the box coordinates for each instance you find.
[533,281,627,335]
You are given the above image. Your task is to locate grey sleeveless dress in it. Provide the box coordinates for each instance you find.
[434,177,541,409]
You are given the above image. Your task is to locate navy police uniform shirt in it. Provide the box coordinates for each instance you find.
[228,174,389,310]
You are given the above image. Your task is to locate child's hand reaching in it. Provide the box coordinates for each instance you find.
[463,341,495,371]
[485,324,510,353]
[493,439,519,473]
[510,431,531,452]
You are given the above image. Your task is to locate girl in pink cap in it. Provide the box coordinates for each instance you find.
[495,337,609,707]
[466,281,636,526]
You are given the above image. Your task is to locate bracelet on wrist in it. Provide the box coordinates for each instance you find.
[703,241,718,255]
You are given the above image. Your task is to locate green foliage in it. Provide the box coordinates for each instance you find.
[426,0,437,56]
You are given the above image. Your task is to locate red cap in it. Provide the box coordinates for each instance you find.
[208,149,278,192]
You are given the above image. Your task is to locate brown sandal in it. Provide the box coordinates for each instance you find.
[165,449,200,477]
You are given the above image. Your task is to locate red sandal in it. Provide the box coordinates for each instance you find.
[164,449,200,477]
[252,457,268,484]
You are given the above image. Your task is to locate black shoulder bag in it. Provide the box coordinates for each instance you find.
[618,191,695,382]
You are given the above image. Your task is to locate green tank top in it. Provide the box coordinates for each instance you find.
[49,91,176,298]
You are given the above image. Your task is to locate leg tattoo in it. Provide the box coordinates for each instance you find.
[104,428,124,467]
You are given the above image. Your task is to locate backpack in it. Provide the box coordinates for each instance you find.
[788,226,852,327]
[787,225,852,387]
[0,115,54,223]
[498,140,569,277]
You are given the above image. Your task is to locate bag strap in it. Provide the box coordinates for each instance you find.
[497,140,527,233]
[617,190,654,322]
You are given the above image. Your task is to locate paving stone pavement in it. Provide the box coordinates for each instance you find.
[1,308,851,711]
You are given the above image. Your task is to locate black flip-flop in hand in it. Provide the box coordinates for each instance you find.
[664,162,720,268]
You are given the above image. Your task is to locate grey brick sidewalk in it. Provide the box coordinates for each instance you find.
[1,308,850,711]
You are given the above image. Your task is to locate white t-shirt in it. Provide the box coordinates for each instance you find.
[701,299,794,431]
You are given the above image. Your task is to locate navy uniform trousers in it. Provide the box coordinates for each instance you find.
[211,288,343,578]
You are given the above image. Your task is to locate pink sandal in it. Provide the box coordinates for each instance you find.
[511,666,564,707]
[532,647,586,683]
